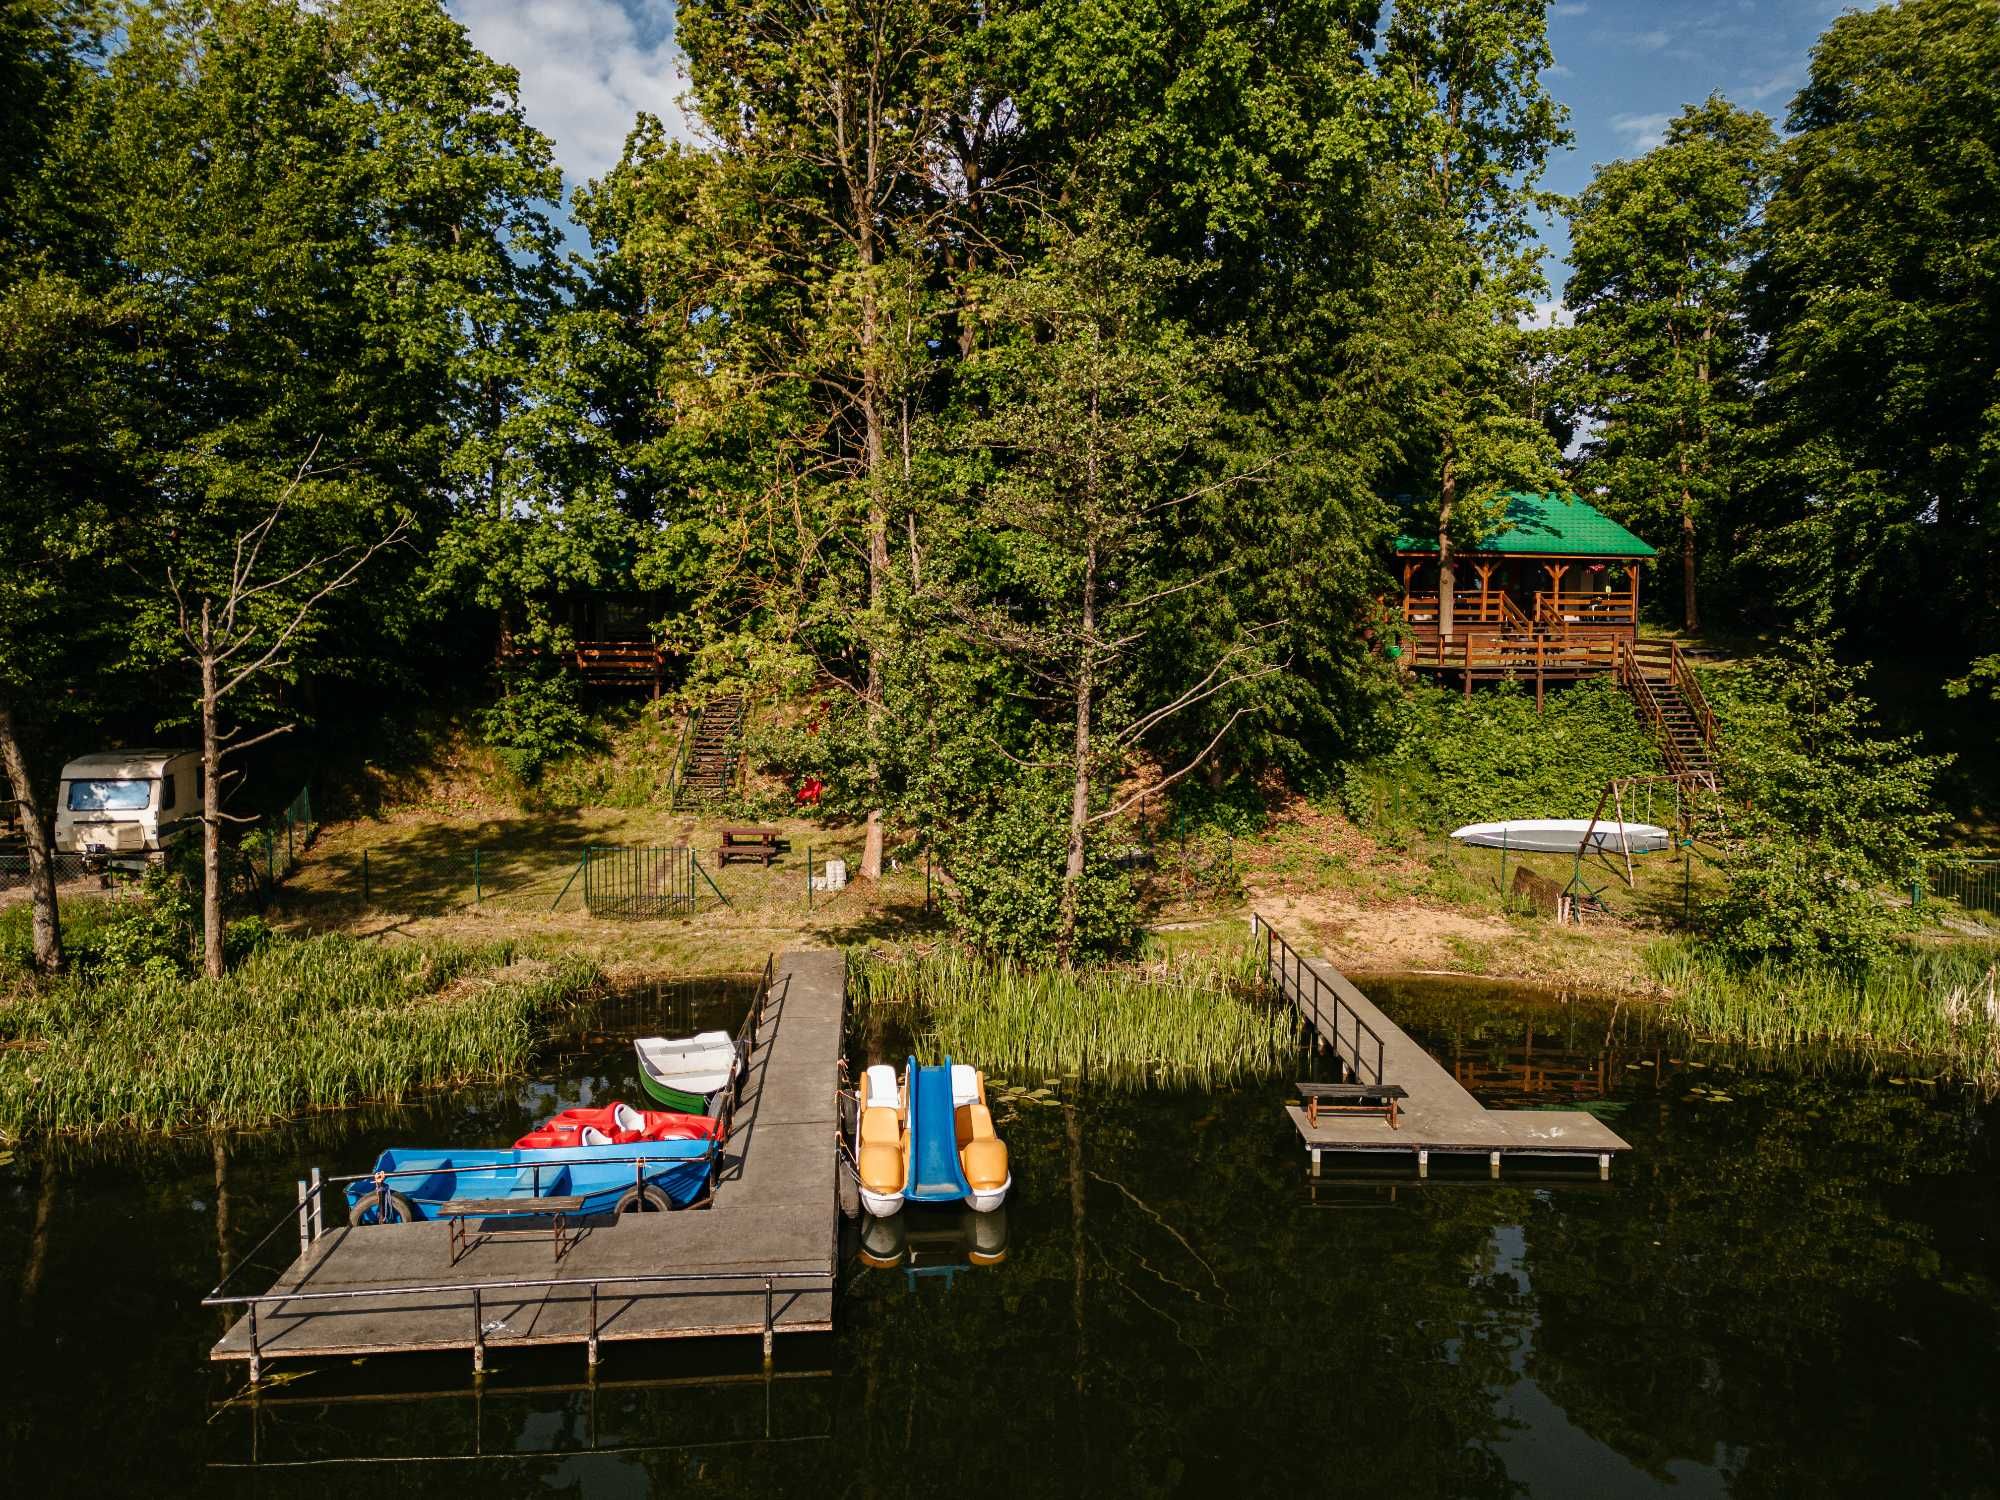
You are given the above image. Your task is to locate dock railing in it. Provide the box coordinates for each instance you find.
[1253,915,1387,1088]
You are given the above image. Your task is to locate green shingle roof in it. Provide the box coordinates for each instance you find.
[1395,491,1657,558]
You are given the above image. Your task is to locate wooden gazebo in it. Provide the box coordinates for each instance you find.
[1394,492,1656,680]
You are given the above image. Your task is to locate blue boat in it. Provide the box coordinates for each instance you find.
[344,1139,717,1225]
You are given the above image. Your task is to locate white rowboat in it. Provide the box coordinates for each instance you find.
[1449,819,1672,855]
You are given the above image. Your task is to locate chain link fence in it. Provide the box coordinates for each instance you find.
[1920,857,1999,927]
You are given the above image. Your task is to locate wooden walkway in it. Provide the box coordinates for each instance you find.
[210,949,845,1377]
[1259,920,1630,1178]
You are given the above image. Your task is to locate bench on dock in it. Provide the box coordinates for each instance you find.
[1297,1081,1408,1130]
[443,1196,586,1266]
[718,827,782,866]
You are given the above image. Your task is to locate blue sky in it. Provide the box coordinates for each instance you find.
[449,0,1855,300]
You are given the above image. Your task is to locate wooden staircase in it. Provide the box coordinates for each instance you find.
[1617,641,1719,793]
[676,694,747,805]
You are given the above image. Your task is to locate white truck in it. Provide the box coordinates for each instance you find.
[54,749,203,866]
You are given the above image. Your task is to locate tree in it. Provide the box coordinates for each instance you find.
[1748,0,2000,654]
[0,0,119,975]
[1710,636,1950,968]
[957,232,1279,962]
[1562,97,1779,632]
[1368,0,1570,639]
[151,451,407,977]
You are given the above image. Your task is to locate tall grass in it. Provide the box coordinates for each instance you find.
[0,935,599,1141]
[1647,938,2000,1089]
[850,942,1291,1089]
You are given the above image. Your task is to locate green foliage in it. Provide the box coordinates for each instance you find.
[1706,638,1952,966]
[1747,0,2000,654]
[0,934,598,1140]
[479,662,597,785]
[935,780,1140,967]
[1343,677,1661,832]
[849,940,1289,1089]
[1561,96,1780,630]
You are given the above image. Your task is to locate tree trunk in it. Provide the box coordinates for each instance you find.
[1057,540,1097,968]
[0,693,62,973]
[1437,449,1458,643]
[200,605,225,980]
[1681,500,1699,634]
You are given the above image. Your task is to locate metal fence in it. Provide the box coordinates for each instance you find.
[241,785,316,895]
[0,849,98,893]
[1922,858,1999,920]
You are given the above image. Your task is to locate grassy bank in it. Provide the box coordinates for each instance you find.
[851,944,1292,1089]
[0,935,599,1141]
[1649,939,2000,1090]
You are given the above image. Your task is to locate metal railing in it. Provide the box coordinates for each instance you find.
[1254,915,1386,1087]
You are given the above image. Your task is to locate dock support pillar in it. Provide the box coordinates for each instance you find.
[308,1167,323,1242]
[1310,1148,1321,1178]
[1599,1152,1610,1181]
[1489,1151,1501,1179]
[1417,1149,1429,1179]
[472,1287,486,1374]
[296,1180,310,1258]
[762,1278,775,1365]
[246,1301,262,1387]
[587,1284,600,1369]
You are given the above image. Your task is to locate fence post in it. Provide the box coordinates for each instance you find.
[806,843,812,913]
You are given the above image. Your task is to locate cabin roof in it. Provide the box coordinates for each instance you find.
[1396,491,1657,559]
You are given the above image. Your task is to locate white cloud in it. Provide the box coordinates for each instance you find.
[1742,65,1804,103]
[1521,300,1573,331]
[1550,3,1590,15]
[1544,62,1573,77]
[1632,28,1671,51]
[449,0,696,198]
[1610,111,1673,152]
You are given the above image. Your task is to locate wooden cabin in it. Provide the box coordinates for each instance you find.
[500,593,668,696]
[1393,492,1657,684]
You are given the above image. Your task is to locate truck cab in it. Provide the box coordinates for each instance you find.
[54,749,202,866]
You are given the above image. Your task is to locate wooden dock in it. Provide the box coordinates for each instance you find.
[210,949,845,1378]
[1258,919,1631,1178]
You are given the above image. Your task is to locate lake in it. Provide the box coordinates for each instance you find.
[2,972,1995,1496]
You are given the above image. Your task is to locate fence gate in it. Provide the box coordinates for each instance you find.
[582,845,716,918]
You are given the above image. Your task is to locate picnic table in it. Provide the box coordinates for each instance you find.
[718,827,782,866]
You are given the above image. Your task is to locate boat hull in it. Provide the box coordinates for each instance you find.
[342,1140,717,1220]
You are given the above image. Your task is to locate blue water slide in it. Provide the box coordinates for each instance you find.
[906,1055,972,1203]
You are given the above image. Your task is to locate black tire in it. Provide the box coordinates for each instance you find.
[348,1189,418,1227]
[614,1184,672,1214]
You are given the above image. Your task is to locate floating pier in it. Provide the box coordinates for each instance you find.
[209,949,845,1380]
[1255,917,1631,1178]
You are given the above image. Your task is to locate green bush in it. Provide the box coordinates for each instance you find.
[1341,676,1662,832]
[480,662,597,784]
[936,781,1139,965]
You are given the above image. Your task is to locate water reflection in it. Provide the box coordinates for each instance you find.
[0,975,1996,1497]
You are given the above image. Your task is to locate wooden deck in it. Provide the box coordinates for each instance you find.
[211,949,845,1375]
[1260,921,1631,1177]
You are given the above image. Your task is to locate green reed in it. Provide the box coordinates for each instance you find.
[849,941,1291,1089]
[0,935,599,1141]
[1646,938,2000,1089]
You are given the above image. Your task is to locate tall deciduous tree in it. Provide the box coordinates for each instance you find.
[1748,0,2000,652]
[1368,0,1569,640]
[1563,96,1779,632]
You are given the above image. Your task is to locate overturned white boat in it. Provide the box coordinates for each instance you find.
[633,1030,740,1113]
[1449,818,1672,855]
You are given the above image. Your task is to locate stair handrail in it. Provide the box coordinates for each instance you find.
[1498,592,1534,635]
[1667,642,1719,750]
[1617,640,1692,782]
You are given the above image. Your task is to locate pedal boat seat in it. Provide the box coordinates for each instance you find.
[858,1064,906,1196]
[951,1067,1009,1192]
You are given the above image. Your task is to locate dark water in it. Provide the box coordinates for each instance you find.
[3,975,1998,1497]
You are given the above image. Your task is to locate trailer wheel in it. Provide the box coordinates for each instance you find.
[348,1189,418,1227]
[614,1184,672,1214]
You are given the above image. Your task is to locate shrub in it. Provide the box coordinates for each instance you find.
[480,662,596,784]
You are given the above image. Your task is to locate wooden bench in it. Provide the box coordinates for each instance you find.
[718,827,782,866]
[442,1195,586,1265]
[1297,1081,1409,1130]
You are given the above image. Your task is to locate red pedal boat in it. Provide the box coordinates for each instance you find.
[513,1101,723,1151]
